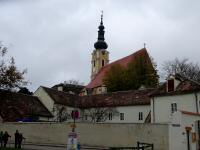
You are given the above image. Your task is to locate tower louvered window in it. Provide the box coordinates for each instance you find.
[102,59,104,67]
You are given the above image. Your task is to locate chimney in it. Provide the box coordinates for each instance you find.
[57,86,63,91]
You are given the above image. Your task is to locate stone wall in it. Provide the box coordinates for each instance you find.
[0,122,169,150]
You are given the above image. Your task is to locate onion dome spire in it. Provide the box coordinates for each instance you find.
[94,11,108,49]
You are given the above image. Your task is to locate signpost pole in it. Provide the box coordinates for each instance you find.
[67,110,79,150]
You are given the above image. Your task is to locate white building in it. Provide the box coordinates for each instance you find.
[34,86,154,123]
[34,86,77,122]
[79,89,154,123]
[150,74,200,150]
[33,74,200,149]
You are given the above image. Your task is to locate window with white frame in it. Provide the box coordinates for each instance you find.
[108,113,112,120]
[171,103,177,113]
[120,113,124,120]
[138,112,143,120]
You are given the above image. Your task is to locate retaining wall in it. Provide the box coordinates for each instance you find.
[0,122,169,150]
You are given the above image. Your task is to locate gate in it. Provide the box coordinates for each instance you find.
[109,142,154,150]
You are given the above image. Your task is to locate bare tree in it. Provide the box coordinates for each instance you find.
[162,58,200,82]
[65,79,84,86]
[82,107,119,123]
[53,105,71,122]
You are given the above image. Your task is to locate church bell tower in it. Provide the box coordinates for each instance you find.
[91,12,109,80]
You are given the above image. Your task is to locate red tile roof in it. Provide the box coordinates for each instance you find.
[150,74,200,97]
[181,110,200,116]
[78,88,155,108]
[86,48,150,89]
[41,87,154,108]
[0,90,53,122]
[42,86,78,106]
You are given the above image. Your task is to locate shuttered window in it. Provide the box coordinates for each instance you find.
[171,103,177,113]
[120,113,124,120]
[139,112,143,120]
[109,113,112,120]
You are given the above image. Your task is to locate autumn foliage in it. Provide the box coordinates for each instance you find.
[0,43,27,90]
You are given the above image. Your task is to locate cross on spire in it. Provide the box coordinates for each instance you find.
[101,11,103,25]
[94,11,108,49]
[144,43,146,48]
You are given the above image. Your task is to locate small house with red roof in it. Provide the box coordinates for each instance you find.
[150,74,200,149]
[150,74,200,123]
[34,86,78,122]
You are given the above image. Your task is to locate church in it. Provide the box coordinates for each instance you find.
[82,13,154,95]
[2,13,200,150]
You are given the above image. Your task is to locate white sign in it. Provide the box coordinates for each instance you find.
[67,132,78,150]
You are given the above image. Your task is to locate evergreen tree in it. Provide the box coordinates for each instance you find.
[103,64,126,92]
[128,55,159,88]
[103,54,159,92]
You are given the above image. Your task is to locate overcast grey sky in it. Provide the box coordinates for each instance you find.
[0,0,200,91]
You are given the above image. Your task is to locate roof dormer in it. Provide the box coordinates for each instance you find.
[167,79,174,92]
[166,75,181,92]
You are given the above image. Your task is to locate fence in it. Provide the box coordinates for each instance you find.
[110,142,154,150]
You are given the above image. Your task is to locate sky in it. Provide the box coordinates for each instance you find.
[0,0,200,92]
